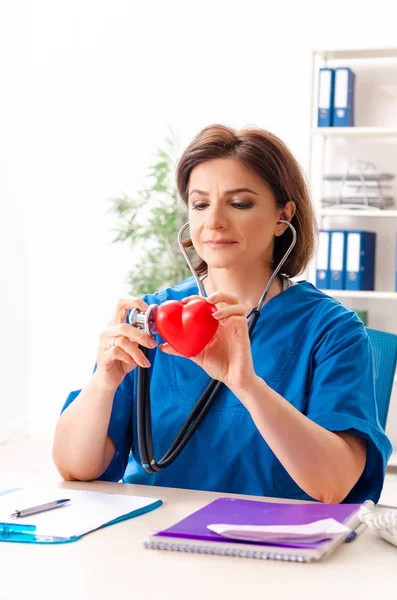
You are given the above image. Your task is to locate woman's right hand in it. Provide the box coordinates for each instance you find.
[95,297,158,391]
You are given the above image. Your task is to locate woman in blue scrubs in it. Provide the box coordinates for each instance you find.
[53,124,392,503]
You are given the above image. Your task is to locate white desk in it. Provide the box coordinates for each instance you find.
[0,477,396,600]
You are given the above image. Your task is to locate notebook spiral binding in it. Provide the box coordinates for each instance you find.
[144,540,313,563]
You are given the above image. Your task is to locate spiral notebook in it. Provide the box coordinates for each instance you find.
[144,497,369,563]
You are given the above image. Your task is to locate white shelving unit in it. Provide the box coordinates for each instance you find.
[328,291,397,300]
[311,126,397,138]
[308,47,397,456]
[308,46,397,314]
[312,48,397,60]
[319,209,397,218]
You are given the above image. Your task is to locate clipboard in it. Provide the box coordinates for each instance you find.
[0,486,162,544]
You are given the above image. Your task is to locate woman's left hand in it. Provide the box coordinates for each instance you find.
[159,291,256,390]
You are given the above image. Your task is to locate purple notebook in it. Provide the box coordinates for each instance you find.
[153,497,362,550]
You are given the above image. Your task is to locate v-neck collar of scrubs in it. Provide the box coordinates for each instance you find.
[199,274,303,318]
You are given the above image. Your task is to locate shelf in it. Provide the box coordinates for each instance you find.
[313,47,397,60]
[319,209,397,218]
[311,127,397,137]
[322,290,397,300]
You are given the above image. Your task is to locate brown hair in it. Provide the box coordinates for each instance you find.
[176,124,317,277]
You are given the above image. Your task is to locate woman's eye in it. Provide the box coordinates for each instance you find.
[191,201,253,210]
[191,203,208,210]
[232,202,253,209]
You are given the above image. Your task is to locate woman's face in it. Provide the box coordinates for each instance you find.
[188,158,291,271]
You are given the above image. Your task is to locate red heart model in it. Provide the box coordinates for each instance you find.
[155,298,219,357]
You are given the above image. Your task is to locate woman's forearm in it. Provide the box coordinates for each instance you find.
[52,372,117,481]
[230,376,366,503]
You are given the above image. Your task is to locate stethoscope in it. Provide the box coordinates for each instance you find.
[128,219,297,473]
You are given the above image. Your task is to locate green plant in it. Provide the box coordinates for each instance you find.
[109,133,190,295]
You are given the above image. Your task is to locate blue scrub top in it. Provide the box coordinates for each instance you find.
[62,278,392,503]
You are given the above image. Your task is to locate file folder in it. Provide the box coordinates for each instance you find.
[317,68,335,127]
[333,67,355,127]
[316,230,331,289]
[345,231,376,291]
[329,230,347,290]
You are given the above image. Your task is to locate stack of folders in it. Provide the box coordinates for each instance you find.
[145,497,372,563]
[317,67,355,127]
[316,230,376,291]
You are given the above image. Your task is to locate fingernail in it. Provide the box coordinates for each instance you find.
[212,310,221,318]
[149,339,157,348]
[143,358,151,367]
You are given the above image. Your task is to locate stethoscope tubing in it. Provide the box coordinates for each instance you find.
[136,220,296,473]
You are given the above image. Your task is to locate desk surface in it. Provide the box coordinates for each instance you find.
[0,477,396,600]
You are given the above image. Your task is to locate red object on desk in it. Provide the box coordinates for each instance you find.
[155,299,218,357]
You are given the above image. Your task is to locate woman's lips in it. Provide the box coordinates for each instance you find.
[203,240,237,248]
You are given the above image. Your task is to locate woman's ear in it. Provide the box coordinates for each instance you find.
[275,201,296,236]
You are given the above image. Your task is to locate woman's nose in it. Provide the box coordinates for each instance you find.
[205,206,227,230]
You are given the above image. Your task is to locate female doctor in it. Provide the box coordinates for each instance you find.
[53,124,392,503]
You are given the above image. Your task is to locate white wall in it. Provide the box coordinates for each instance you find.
[0,1,31,440]
[1,1,397,445]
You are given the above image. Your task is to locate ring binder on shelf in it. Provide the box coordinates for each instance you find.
[317,68,335,127]
[316,230,331,289]
[333,67,355,127]
[329,231,347,290]
[345,231,376,291]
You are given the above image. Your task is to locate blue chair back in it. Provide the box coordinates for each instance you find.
[366,327,397,430]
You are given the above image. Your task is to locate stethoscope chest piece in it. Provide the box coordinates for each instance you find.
[128,304,158,337]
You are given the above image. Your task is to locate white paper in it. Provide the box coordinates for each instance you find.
[207,519,351,544]
[0,487,160,539]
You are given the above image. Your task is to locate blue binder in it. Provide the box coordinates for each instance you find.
[345,231,376,291]
[333,67,355,127]
[317,68,335,127]
[329,230,347,290]
[316,230,331,289]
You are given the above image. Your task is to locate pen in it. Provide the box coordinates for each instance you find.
[10,498,71,519]
[345,522,366,543]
